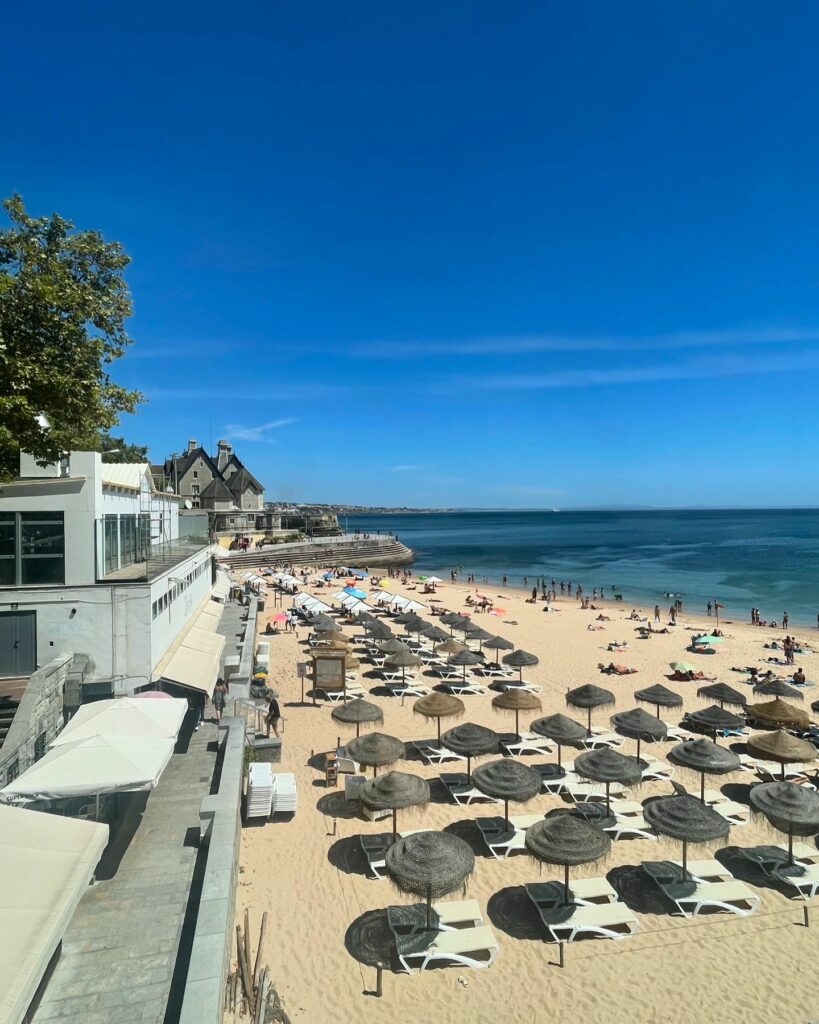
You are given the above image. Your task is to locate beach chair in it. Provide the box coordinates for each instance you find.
[387,900,484,938]
[578,731,624,750]
[473,664,513,678]
[475,814,543,859]
[526,878,618,909]
[395,924,500,973]
[378,669,418,683]
[563,777,628,803]
[412,741,467,765]
[500,732,554,757]
[668,880,760,917]
[536,902,640,943]
[319,686,366,703]
[429,666,463,680]
[360,829,429,879]
[604,812,658,842]
[770,863,819,900]
[532,764,570,795]
[639,756,674,783]
[712,800,750,826]
[442,680,487,696]
[500,679,543,694]
[418,650,443,665]
[385,680,430,698]
[335,746,361,774]
[642,859,734,886]
[440,772,500,806]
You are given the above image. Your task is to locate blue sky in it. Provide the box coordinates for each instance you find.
[4,2,819,507]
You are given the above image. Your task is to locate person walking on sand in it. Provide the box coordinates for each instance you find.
[265,694,281,737]
[707,601,712,616]
[654,605,661,623]
[212,677,228,723]
[783,611,789,629]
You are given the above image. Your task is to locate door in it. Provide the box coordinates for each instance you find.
[0,611,37,677]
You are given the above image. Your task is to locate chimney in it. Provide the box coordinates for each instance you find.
[187,439,198,454]
[215,439,233,472]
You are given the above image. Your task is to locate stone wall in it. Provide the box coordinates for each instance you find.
[178,715,245,1024]
[0,652,71,786]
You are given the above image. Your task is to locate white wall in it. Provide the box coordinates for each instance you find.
[149,547,215,668]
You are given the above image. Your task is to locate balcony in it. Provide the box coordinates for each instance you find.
[99,537,211,583]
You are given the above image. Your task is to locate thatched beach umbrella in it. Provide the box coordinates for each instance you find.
[359,770,430,837]
[610,708,667,761]
[749,781,819,865]
[385,649,421,683]
[634,683,683,718]
[315,628,352,643]
[746,697,809,729]
[420,624,449,648]
[446,648,484,681]
[401,613,427,637]
[684,704,745,741]
[747,729,816,781]
[483,635,514,665]
[378,637,409,655]
[667,738,740,802]
[449,615,474,635]
[386,830,475,928]
[502,649,539,683]
[697,683,746,709]
[436,638,466,656]
[491,688,542,741]
[331,698,383,738]
[643,789,730,879]
[464,625,493,647]
[753,679,803,700]
[525,815,611,906]
[566,684,616,736]
[364,621,394,640]
[441,722,499,779]
[346,732,405,777]
[311,614,337,632]
[530,713,587,767]
[472,759,542,829]
[574,748,643,813]
[413,692,465,744]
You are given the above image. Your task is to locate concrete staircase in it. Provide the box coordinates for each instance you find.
[222,535,413,571]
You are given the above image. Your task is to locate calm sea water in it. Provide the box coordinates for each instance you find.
[346,509,819,626]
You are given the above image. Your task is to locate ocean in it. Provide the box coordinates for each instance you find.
[345,509,819,627]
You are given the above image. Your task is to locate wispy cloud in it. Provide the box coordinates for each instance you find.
[388,464,424,472]
[225,418,298,442]
[346,327,819,359]
[458,349,819,391]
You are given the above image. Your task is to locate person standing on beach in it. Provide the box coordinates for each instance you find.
[654,605,661,623]
[265,694,281,737]
[707,601,712,616]
[783,611,789,629]
[669,605,676,624]
[502,575,508,586]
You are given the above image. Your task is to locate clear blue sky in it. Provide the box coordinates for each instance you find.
[4,2,819,507]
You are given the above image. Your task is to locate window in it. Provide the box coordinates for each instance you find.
[34,732,46,762]
[104,514,119,574]
[0,512,65,586]
[5,759,19,785]
[193,470,198,478]
[191,484,200,495]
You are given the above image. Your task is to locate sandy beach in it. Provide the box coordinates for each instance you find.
[232,575,819,1024]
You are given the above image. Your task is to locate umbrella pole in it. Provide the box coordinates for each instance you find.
[426,895,432,930]
[504,798,510,830]
[437,718,442,744]
[564,863,570,905]
[682,840,688,880]
[467,755,472,782]
[788,824,795,866]
[556,743,562,768]
[518,667,523,683]
[392,809,397,838]
[655,705,661,719]
[587,708,592,737]
[605,781,611,815]
[636,737,642,761]
[700,773,705,803]
[515,709,520,741]
[373,765,377,778]
[356,722,361,738]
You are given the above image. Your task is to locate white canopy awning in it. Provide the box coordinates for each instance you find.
[0,806,108,1024]
[51,697,187,748]
[152,599,226,698]
[0,735,175,802]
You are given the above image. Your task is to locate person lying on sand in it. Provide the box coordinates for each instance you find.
[598,662,637,675]
[587,624,605,631]
[596,614,611,621]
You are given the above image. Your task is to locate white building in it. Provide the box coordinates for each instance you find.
[0,451,224,700]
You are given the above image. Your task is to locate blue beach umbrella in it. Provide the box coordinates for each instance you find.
[343,586,367,599]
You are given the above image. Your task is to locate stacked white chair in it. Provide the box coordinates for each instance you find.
[271,772,298,814]
[247,762,274,818]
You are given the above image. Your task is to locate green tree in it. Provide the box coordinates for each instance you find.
[0,194,142,480]
[96,430,149,463]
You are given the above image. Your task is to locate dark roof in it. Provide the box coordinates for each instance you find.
[168,446,222,483]
[200,477,234,501]
[226,465,264,494]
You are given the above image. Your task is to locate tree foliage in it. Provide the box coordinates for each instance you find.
[0,194,142,480]
[96,430,149,463]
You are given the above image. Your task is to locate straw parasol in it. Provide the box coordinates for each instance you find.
[634,683,683,718]
[746,698,809,729]
[464,626,493,646]
[364,621,394,640]
[420,624,449,647]
[440,612,469,629]
[436,638,466,656]
[747,729,816,780]
[502,649,539,683]
[753,679,803,700]
[359,770,430,837]
[667,737,740,802]
[446,648,484,681]
[311,614,337,632]
[610,708,667,760]
[525,815,611,905]
[643,789,730,879]
[386,830,475,927]
[385,649,421,683]
[401,614,427,637]
[441,722,500,779]
[413,692,465,744]
[565,684,616,736]
[471,759,542,828]
[697,682,746,708]
[573,748,643,813]
[331,698,383,738]
[684,704,745,740]
[530,713,587,767]
[378,638,410,655]
[483,635,514,665]
[345,732,405,777]
[749,781,819,865]
[491,689,542,741]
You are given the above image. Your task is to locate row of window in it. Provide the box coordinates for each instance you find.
[0,512,65,586]
[3,730,45,787]
[151,559,210,619]
[102,513,151,576]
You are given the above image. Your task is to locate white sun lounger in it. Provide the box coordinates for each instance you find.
[395,924,500,973]
[412,742,467,765]
[387,899,484,937]
[500,732,554,757]
[712,800,750,825]
[385,680,430,698]
[441,773,500,806]
[473,664,513,678]
[564,777,628,802]
[671,880,760,917]
[429,667,463,680]
[579,731,624,750]
[500,679,543,694]
[770,862,819,899]
[442,681,487,696]
[639,757,674,782]
[537,901,640,943]
[476,814,544,858]
[360,829,429,879]
[605,813,658,842]
[378,670,418,683]
[526,877,618,908]
[320,686,366,703]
